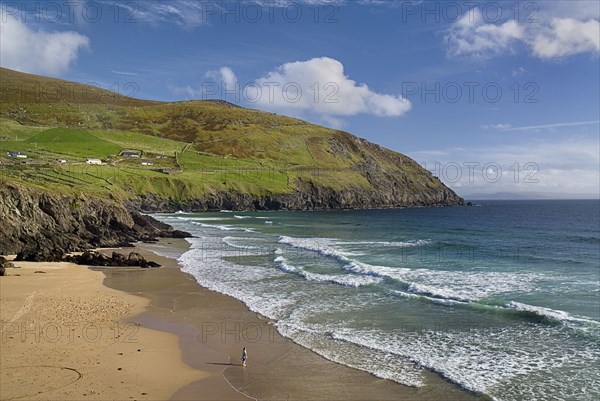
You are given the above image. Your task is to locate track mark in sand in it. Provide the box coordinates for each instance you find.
[1,275,75,333]
[221,356,258,401]
[1,291,36,333]
[0,365,83,400]
[222,372,258,401]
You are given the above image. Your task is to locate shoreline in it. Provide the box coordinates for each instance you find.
[104,239,488,401]
[1,240,488,400]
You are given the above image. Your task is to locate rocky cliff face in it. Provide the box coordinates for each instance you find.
[131,178,462,212]
[0,183,190,260]
[1,176,462,260]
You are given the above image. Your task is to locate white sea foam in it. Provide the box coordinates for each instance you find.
[407,282,474,303]
[178,238,292,320]
[278,236,363,259]
[393,290,600,332]
[191,222,236,230]
[221,236,260,250]
[188,217,231,221]
[280,235,548,301]
[277,322,425,388]
[393,289,468,306]
[327,325,600,401]
[274,254,381,287]
[505,301,598,326]
[274,255,296,273]
[191,221,255,233]
[336,239,431,248]
[348,261,545,302]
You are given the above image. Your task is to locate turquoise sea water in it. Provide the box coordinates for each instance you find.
[153,200,600,401]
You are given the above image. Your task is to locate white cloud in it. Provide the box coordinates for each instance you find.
[108,0,207,27]
[445,6,600,60]
[204,66,239,91]
[320,115,346,129]
[511,67,526,77]
[169,66,239,100]
[108,0,344,27]
[481,124,512,130]
[483,120,600,132]
[531,18,600,59]
[254,0,344,5]
[0,11,89,76]
[251,57,411,118]
[357,0,423,7]
[538,1,600,21]
[410,137,600,198]
[168,84,201,100]
[445,9,525,58]
[218,67,238,91]
[111,70,138,76]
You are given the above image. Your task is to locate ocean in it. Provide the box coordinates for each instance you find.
[152,200,600,401]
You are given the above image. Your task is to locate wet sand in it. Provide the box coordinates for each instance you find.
[102,239,489,401]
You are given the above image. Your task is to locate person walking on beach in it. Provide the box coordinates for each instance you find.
[241,347,248,367]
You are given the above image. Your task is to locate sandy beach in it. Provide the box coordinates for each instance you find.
[1,240,487,401]
[0,254,246,401]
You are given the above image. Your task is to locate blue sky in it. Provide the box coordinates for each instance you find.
[1,0,599,198]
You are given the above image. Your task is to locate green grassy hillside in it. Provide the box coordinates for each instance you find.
[25,128,121,157]
[0,67,462,209]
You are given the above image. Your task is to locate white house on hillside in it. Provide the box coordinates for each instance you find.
[86,158,102,165]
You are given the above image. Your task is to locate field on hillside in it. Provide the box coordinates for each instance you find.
[0,127,298,197]
[0,122,442,200]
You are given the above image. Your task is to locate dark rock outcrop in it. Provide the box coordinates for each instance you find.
[0,256,14,268]
[0,183,192,260]
[0,256,15,276]
[64,251,161,268]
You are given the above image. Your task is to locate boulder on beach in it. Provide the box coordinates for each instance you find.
[0,256,14,276]
[65,250,161,268]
